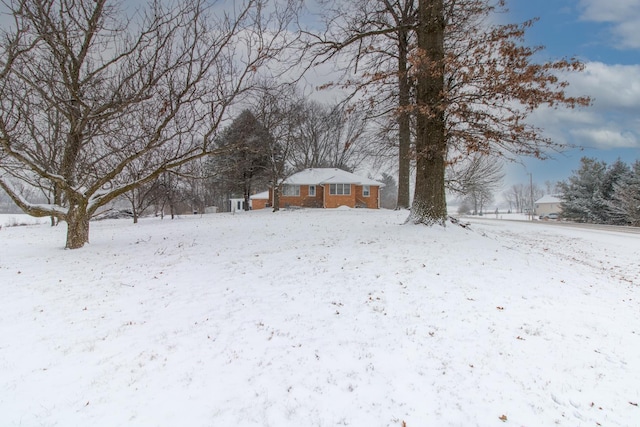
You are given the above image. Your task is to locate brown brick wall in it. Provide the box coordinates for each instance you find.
[354,185,379,209]
[251,198,269,210]
[272,185,323,208]
[269,184,380,209]
[324,184,355,208]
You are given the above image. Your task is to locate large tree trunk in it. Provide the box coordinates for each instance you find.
[272,186,280,212]
[65,204,90,249]
[131,191,139,224]
[244,177,252,211]
[410,0,447,226]
[396,27,412,210]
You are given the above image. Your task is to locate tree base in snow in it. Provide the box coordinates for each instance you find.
[406,208,447,227]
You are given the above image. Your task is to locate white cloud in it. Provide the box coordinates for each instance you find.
[579,0,640,22]
[570,127,639,149]
[578,0,640,49]
[527,62,640,151]
[562,62,640,110]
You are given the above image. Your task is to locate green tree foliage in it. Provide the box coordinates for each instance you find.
[378,172,399,209]
[607,161,640,226]
[559,158,608,222]
[559,157,640,225]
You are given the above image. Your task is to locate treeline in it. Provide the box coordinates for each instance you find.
[205,96,391,213]
[559,157,640,226]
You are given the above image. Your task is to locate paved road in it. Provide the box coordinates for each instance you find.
[465,217,640,235]
[538,220,640,234]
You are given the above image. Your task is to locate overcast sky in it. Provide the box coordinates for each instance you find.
[1,0,637,191]
[302,0,640,189]
[503,0,640,188]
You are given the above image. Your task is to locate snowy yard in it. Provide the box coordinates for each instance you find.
[1,209,638,426]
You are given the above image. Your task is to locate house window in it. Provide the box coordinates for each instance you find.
[329,183,351,195]
[363,185,370,197]
[282,184,300,196]
[308,185,316,197]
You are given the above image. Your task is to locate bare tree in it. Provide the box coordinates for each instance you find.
[289,101,373,172]
[249,82,304,211]
[155,172,184,220]
[122,179,161,224]
[503,182,542,213]
[0,0,298,248]
[409,0,590,225]
[119,157,208,222]
[408,0,447,224]
[447,153,504,199]
[459,188,494,215]
[309,0,590,225]
[453,157,503,216]
[307,0,417,209]
[503,184,524,213]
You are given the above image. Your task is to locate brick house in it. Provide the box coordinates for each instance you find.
[265,168,385,209]
[250,191,270,210]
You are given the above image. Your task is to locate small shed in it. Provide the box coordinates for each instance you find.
[229,198,250,212]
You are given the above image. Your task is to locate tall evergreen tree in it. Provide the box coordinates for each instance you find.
[559,157,608,223]
[379,172,399,209]
[212,111,272,211]
[607,160,640,226]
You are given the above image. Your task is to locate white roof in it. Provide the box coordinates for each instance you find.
[250,191,269,200]
[535,195,562,204]
[282,168,385,187]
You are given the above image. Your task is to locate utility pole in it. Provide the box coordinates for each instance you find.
[529,173,534,221]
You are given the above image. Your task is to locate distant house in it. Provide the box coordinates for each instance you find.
[534,195,562,217]
[250,191,270,210]
[268,168,385,209]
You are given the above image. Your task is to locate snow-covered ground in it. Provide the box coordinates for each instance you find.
[1,209,638,426]
[0,213,50,227]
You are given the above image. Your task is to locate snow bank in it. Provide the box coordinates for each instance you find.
[0,209,638,426]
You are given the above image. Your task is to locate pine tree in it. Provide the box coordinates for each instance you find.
[608,160,640,226]
[212,111,273,211]
[559,157,608,223]
[598,159,632,223]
